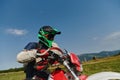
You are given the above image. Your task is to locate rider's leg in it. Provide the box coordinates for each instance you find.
[34,70,49,80]
[24,60,36,80]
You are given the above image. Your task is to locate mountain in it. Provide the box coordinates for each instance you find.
[78,50,120,62]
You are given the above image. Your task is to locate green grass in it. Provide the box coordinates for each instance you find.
[0,71,25,80]
[83,55,120,75]
[0,55,120,80]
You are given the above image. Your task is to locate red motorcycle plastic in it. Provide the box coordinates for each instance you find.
[35,47,87,80]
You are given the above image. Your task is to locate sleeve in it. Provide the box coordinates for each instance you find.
[24,42,39,50]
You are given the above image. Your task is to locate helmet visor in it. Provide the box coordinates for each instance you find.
[45,34,55,41]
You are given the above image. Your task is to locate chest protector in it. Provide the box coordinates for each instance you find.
[35,49,50,70]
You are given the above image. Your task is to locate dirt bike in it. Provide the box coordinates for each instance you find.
[34,47,87,80]
[34,47,120,80]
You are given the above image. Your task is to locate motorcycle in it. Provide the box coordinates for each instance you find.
[34,47,87,80]
[34,47,120,80]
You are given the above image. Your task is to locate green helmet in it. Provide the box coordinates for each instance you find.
[38,26,61,47]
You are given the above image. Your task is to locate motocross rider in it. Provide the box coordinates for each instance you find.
[17,25,83,80]
[22,26,61,80]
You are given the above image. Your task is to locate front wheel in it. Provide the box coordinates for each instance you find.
[87,72,120,80]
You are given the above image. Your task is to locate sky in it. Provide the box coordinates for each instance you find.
[1,0,120,70]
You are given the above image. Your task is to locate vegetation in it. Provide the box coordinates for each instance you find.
[0,67,24,73]
[83,55,120,75]
[0,55,120,80]
[0,71,25,80]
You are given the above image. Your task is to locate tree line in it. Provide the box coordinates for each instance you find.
[0,67,24,73]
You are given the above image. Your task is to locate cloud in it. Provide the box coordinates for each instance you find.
[93,37,99,40]
[101,31,120,47]
[104,31,120,41]
[92,31,120,52]
[6,28,28,36]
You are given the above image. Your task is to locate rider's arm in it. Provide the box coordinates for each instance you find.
[17,42,39,63]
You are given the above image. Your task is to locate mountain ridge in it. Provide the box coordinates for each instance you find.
[78,49,120,62]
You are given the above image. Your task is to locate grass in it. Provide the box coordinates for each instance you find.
[83,55,120,75]
[0,55,120,80]
[0,71,25,80]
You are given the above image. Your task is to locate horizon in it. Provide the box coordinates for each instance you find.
[1,48,120,70]
[0,49,120,70]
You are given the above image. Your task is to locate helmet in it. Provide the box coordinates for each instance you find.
[38,26,61,47]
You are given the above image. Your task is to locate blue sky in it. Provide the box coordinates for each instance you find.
[1,0,120,70]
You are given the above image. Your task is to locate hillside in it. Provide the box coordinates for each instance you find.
[83,55,120,75]
[0,55,120,80]
[78,49,120,61]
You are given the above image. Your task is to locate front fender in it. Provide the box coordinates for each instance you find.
[87,72,120,80]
